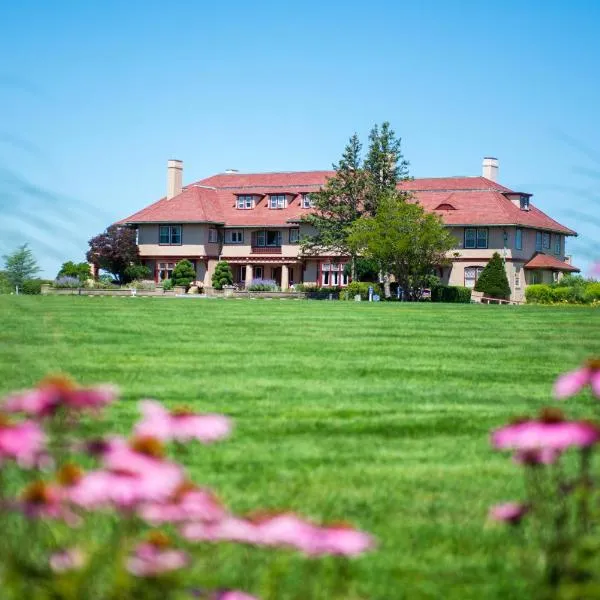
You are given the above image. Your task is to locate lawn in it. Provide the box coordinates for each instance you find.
[0,296,599,599]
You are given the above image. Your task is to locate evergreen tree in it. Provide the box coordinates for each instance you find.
[474,252,511,299]
[172,259,196,287]
[211,262,233,290]
[2,244,40,291]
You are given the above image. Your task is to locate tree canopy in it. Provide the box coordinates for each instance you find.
[474,252,511,299]
[57,261,91,283]
[86,226,139,284]
[347,194,454,299]
[2,244,40,290]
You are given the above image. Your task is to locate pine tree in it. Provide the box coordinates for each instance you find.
[211,262,233,290]
[2,244,40,291]
[474,252,511,299]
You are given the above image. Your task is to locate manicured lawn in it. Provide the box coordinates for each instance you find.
[0,296,599,599]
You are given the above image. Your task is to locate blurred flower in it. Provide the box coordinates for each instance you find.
[135,400,231,444]
[14,481,78,524]
[489,502,528,525]
[491,409,600,452]
[140,481,225,525]
[3,375,117,417]
[182,516,261,545]
[253,512,316,551]
[126,532,189,577]
[0,417,45,467]
[217,592,260,600]
[49,547,86,573]
[309,522,375,557]
[513,447,560,465]
[554,359,600,399]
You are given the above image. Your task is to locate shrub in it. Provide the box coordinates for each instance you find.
[431,285,472,303]
[211,262,233,290]
[129,279,156,291]
[343,258,380,282]
[247,278,279,292]
[53,276,81,289]
[21,279,43,295]
[162,278,174,291]
[474,252,511,299]
[172,260,196,288]
[307,286,343,300]
[124,263,152,283]
[552,286,574,303]
[0,271,12,294]
[341,281,382,300]
[525,284,555,304]
[57,261,90,283]
[584,282,600,303]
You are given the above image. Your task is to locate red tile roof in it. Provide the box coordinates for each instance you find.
[524,253,580,272]
[117,171,576,235]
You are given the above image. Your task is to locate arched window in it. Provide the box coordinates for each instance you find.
[464,266,484,288]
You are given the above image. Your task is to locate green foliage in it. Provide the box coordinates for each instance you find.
[57,261,91,283]
[171,260,196,288]
[348,195,454,299]
[124,263,152,282]
[2,244,40,290]
[584,282,600,303]
[431,285,472,303]
[211,262,233,290]
[473,252,511,299]
[305,286,343,299]
[86,225,139,284]
[20,279,43,295]
[341,281,382,300]
[162,278,174,291]
[526,284,557,304]
[344,257,379,282]
[0,271,11,294]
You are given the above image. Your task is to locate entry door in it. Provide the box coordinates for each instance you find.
[271,267,282,286]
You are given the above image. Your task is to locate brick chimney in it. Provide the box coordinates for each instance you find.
[167,159,183,199]
[482,157,499,182]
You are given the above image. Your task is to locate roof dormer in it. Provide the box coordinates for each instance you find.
[235,194,262,209]
[504,192,531,211]
[268,193,296,209]
[434,202,456,211]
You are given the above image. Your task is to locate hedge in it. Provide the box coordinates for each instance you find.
[526,282,600,304]
[340,281,382,301]
[431,285,472,303]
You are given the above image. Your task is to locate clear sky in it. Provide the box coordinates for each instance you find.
[1,0,599,277]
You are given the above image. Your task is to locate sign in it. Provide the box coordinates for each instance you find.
[372,294,380,302]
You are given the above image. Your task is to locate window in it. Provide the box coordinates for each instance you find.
[254,266,263,279]
[236,266,246,283]
[520,195,530,210]
[464,266,484,288]
[514,267,521,289]
[253,230,282,247]
[554,235,561,255]
[536,231,542,251]
[159,225,182,245]
[158,262,175,281]
[289,228,300,244]
[225,229,243,244]
[515,228,523,250]
[542,232,550,250]
[530,271,542,284]
[269,195,287,209]
[320,263,347,287]
[208,228,218,243]
[301,194,313,208]
[464,228,488,249]
[553,271,560,283]
[236,195,254,209]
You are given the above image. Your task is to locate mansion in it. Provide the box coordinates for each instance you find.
[116,157,578,302]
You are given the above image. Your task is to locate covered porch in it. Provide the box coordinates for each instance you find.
[227,258,303,290]
[524,252,580,284]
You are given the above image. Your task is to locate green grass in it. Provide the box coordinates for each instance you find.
[0,296,599,599]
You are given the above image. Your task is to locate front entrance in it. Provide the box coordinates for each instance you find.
[270,266,282,287]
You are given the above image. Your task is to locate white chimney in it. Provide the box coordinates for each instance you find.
[482,157,499,182]
[167,159,183,199]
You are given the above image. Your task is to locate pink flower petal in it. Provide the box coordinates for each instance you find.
[489,502,528,524]
[554,367,591,399]
[591,371,600,399]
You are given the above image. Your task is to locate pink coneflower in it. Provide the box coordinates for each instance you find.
[489,502,529,525]
[126,532,189,578]
[513,447,560,466]
[216,592,260,600]
[3,375,118,417]
[554,359,600,400]
[252,512,317,551]
[13,480,75,522]
[0,417,45,467]
[491,409,600,452]
[309,522,375,557]
[49,547,86,573]
[181,516,261,545]
[140,481,225,525]
[135,400,231,444]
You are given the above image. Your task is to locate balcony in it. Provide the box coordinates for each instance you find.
[251,246,282,254]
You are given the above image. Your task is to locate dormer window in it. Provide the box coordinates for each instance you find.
[520,195,530,211]
[236,195,254,209]
[269,194,287,209]
[301,193,313,208]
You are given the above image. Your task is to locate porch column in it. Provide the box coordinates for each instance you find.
[281,264,289,291]
[245,264,253,288]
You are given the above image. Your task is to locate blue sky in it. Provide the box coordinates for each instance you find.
[1,0,599,277]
